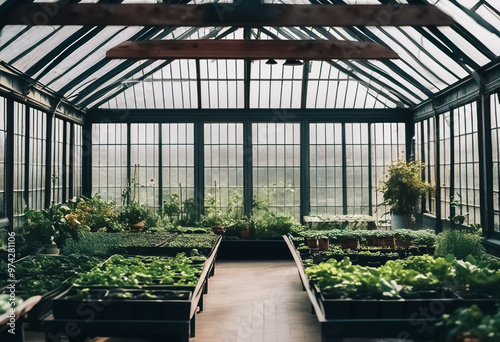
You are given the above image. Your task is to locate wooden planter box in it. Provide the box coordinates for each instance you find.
[312,282,460,320]
[217,239,292,260]
[53,288,193,321]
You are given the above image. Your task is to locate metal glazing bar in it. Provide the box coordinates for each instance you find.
[45,114,53,208]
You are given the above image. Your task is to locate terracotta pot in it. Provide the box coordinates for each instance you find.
[130,221,145,232]
[373,236,394,248]
[340,238,359,250]
[212,226,225,235]
[318,237,329,251]
[306,237,319,249]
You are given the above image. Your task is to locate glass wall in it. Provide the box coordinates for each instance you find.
[415,118,437,216]
[0,97,5,218]
[371,123,406,221]
[28,108,46,210]
[130,124,159,208]
[204,123,243,212]
[310,123,343,215]
[13,102,26,228]
[492,93,500,231]
[253,123,300,217]
[73,124,83,198]
[439,112,452,223]
[426,118,437,215]
[51,117,64,204]
[345,123,370,215]
[453,103,480,224]
[92,123,128,205]
[161,123,195,205]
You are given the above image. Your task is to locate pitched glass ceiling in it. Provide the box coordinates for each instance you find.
[0,0,498,111]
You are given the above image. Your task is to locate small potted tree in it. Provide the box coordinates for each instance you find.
[377,158,433,230]
[22,204,75,255]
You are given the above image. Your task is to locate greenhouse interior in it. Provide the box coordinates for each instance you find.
[0,0,500,341]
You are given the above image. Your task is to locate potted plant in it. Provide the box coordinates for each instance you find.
[318,236,329,251]
[377,158,433,230]
[338,231,359,250]
[119,200,149,231]
[22,204,74,255]
[394,229,415,249]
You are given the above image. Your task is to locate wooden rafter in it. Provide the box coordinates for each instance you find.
[7,3,454,27]
[106,40,399,60]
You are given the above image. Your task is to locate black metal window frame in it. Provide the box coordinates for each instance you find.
[0,97,83,231]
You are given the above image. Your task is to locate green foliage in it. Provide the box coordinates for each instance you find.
[307,254,500,300]
[435,229,485,260]
[434,305,500,342]
[304,214,376,230]
[74,254,203,287]
[201,193,226,227]
[23,203,80,246]
[62,231,217,255]
[118,199,150,225]
[66,194,119,232]
[377,158,434,216]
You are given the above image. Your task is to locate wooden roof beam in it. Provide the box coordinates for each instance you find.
[7,3,454,27]
[106,39,399,60]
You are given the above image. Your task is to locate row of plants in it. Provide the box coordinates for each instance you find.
[301,246,402,267]
[0,254,103,299]
[306,254,500,300]
[303,214,377,230]
[297,228,437,248]
[62,231,219,255]
[73,253,205,288]
[20,190,301,254]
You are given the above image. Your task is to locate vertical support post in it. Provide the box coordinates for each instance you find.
[158,124,163,207]
[342,123,347,215]
[81,119,92,198]
[24,106,30,208]
[405,118,415,161]
[300,120,310,223]
[368,124,373,216]
[5,99,14,231]
[434,114,442,233]
[62,120,68,203]
[420,121,426,214]
[194,121,205,216]
[68,122,75,199]
[126,123,131,204]
[478,95,494,237]
[243,28,251,110]
[45,114,53,208]
[243,121,253,217]
[449,111,455,224]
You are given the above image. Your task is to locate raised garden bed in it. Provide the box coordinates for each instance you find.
[0,255,103,325]
[42,236,221,342]
[284,235,500,341]
[217,238,292,260]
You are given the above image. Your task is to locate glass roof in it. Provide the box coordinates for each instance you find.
[0,0,498,111]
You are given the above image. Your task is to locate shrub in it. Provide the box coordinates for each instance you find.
[67,195,118,232]
[435,229,485,260]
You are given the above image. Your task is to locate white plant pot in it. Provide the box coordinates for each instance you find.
[391,214,407,230]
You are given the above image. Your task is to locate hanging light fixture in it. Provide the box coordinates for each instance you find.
[283,59,303,66]
[265,59,278,65]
